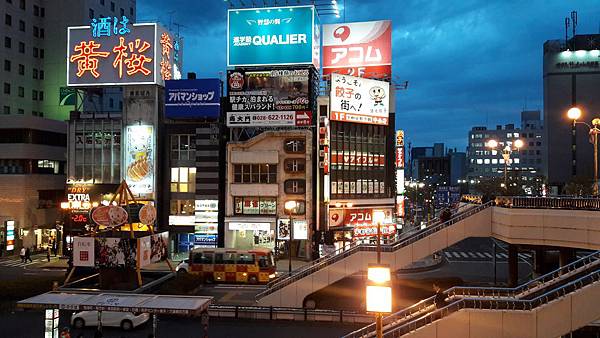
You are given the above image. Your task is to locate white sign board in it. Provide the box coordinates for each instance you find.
[226,111,312,127]
[125,125,154,197]
[330,73,389,125]
[293,220,308,240]
[228,222,271,231]
[73,237,95,267]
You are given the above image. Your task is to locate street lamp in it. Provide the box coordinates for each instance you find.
[284,200,298,275]
[568,107,583,177]
[368,209,391,338]
[566,107,600,195]
[487,139,524,190]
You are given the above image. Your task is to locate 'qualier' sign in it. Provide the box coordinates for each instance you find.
[227,5,319,67]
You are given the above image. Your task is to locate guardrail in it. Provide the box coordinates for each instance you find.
[495,196,600,210]
[384,267,600,337]
[343,250,600,337]
[256,202,493,300]
[208,304,373,324]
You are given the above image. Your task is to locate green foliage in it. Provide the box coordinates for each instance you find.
[564,176,594,196]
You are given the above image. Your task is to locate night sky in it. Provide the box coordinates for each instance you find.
[138,0,600,150]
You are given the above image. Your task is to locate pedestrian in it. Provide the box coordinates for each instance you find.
[60,327,71,338]
[433,283,447,309]
[47,246,51,262]
[25,247,33,263]
[20,247,26,263]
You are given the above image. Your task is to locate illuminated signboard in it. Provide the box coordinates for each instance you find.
[227,6,319,67]
[330,73,390,126]
[125,125,154,197]
[330,151,385,166]
[323,20,392,79]
[6,220,15,251]
[67,17,180,86]
[165,79,221,119]
[226,68,314,127]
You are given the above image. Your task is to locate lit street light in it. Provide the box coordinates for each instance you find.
[487,139,524,190]
[566,107,600,195]
[284,200,298,275]
[368,209,391,338]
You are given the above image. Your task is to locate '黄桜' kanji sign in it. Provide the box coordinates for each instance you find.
[67,20,179,87]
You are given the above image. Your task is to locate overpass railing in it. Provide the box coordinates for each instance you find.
[495,196,600,210]
[256,202,493,301]
[383,267,600,337]
[208,304,373,324]
[343,250,600,338]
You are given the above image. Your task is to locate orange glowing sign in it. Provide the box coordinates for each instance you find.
[70,41,110,78]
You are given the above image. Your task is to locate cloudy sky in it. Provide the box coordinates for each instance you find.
[138,0,600,150]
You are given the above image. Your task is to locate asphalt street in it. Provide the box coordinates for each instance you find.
[0,253,66,281]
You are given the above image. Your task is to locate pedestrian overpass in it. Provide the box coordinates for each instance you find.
[256,197,600,308]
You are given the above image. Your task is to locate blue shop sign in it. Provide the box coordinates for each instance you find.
[228,5,317,66]
[194,234,218,248]
[165,79,221,119]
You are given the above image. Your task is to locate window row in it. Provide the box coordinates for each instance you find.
[3,60,45,78]
[0,128,66,146]
[3,36,44,57]
[0,159,65,175]
[6,15,46,38]
[5,0,42,15]
[170,134,196,160]
[90,3,134,19]
[233,164,277,184]
[2,83,44,100]
[234,197,277,215]
[192,252,271,267]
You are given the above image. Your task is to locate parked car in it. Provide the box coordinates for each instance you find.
[71,311,149,331]
[176,259,189,274]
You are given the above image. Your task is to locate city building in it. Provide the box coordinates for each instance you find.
[467,110,544,188]
[224,130,313,259]
[408,143,466,185]
[543,34,600,190]
[0,0,135,254]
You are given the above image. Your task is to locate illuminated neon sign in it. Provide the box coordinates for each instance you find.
[67,23,180,86]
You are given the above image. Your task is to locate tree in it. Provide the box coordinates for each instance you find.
[563,176,594,196]
[472,177,504,202]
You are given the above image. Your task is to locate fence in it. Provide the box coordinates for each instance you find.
[208,305,373,324]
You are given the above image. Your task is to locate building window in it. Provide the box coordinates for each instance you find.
[33,26,38,37]
[100,0,105,5]
[4,36,11,48]
[130,7,134,16]
[35,160,59,174]
[39,70,44,79]
[33,68,37,79]
[234,197,276,215]
[33,47,38,57]
[33,4,39,16]
[5,14,11,26]
[3,83,10,94]
[18,20,24,31]
[19,0,24,10]
[170,134,196,160]
[3,106,9,114]
[233,164,277,184]
[3,59,10,71]
[18,64,23,75]
[109,98,114,108]
[18,41,24,53]
[40,7,44,17]
[18,86,24,97]
[284,179,306,194]
[39,90,43,101]
[170,167,196,192]
[39,28,44,38]
[31,89,37,100]
[39,48,44,58]
[110,1,115,11]
[17,108,23,114]
[170,199,195,215]
[89,8,94,19]
[284,158,305,173]
[284,139,306,153]
[120,7,124,16]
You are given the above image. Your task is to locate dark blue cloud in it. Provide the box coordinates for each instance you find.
[138,0,600,150]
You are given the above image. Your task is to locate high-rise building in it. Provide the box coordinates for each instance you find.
[467,111,544,188]
[0,0,135,254]
[543,34,600,189]
[408,143,466,185]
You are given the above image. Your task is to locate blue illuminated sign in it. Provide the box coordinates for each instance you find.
[227,6,317,67]
[194,234,217,247]
[90,16,131,37]
[165,79,221,119]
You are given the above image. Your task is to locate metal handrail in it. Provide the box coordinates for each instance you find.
[495,196,600,210]
[344,251,600,337]
[383,267,600,337]
[256,202,493,300]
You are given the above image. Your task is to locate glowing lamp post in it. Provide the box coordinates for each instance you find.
[284,200,298,275]
[568,107,582,177]
[487,139,524,190]
[367,264,392,338]
[566,107,600,195]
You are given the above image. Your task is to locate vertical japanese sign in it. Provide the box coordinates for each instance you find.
[330,73,389,125]
[67,18,179,86]
[73,237,95,267]
[323,20,392,79]
[227,6,317,67]
[5,220,15,251]
[165,79,221,119]
[125,125,154,198]
[396,130,405,218]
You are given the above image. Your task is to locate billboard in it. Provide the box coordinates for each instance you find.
[330,73,390,125]
[95,237,137,268]
[125,125,154,197]
[165,79,221,119]
[226,68,313,127]
[227,6,318,67]
[67,17,180,86]
[323,20,392,79]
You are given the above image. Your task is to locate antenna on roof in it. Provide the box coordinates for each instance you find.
[565,16,570,49]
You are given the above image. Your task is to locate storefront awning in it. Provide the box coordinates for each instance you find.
[18,291,213,316]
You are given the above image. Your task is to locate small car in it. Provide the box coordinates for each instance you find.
[71,311,149,331]
[176,259,189,274]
